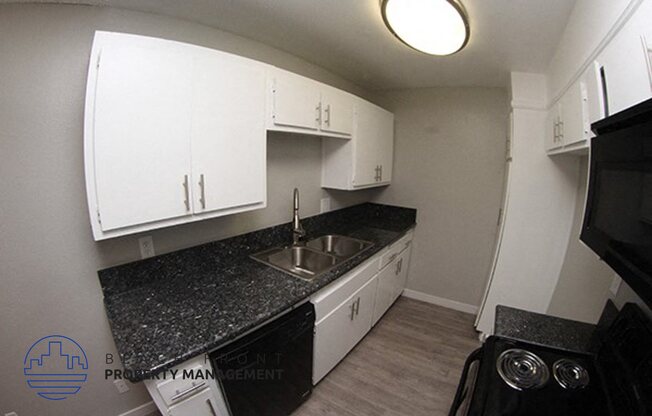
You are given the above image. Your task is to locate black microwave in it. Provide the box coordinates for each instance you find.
[581,98,652,308]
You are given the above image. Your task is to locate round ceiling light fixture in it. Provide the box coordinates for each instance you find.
[381,0,470,56]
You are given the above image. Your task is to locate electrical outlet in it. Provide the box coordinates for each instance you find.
[320,198,331,213]
[138,236,155,259]
[114,379,130,394]
[609,275,622,296]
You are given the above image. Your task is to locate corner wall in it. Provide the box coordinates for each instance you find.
[373,87,509,309]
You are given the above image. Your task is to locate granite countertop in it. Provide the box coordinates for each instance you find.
[494,305,597,352]
[99,203,416,382]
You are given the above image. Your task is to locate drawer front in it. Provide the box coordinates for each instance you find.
[313,276,378,384]
[311,256,380,323]
[168,388,224,416]
[380,230,414,269]
[156,363,209,406]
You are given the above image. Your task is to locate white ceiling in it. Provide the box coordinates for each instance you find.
[4,0,577,90]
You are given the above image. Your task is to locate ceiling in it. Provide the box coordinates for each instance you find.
[3,0,576,90]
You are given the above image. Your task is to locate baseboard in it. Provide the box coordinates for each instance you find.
[118,401,157,416]
[402,289,479,315]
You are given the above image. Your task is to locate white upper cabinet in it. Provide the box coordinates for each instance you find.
[545,103,563,152]
[559,79,590,147]
[322,99,394,190]
[270,70,321,132]
[320,86,354,136]
[268,68,354,138]
[90,34,195,232]
[190,49,266,216]
[596,6,652,116]
[85,32,267,240]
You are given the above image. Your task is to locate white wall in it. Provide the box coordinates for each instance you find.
[0,4,379,415]
[373,87,509,308]
[547,157,615,323]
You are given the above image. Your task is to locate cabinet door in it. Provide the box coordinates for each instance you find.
[582,62,606,129]
[313,276,377,384]
[168,388,225,416]
[271,71,321,131]
[560,80,589,147]
[596,13,652,114]
[92,36,193,231]
[377,110,394,184]
[320,87,354,136]
[372,257,398,326]
[545,104,562,152]
[190,50,266,214]
[392,245,412,303]
[352,102,394,187]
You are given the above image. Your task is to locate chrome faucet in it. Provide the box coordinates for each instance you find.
[292,188,306,245]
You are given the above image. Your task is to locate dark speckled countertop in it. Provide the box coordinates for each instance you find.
[98,203,416,382]
[494,305,598,352]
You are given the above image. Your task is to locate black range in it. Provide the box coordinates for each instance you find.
[451,303,652,415]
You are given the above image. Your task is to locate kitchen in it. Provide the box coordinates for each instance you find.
[0,1,651,415]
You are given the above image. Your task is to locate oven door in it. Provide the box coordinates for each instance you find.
[449,347,484,416]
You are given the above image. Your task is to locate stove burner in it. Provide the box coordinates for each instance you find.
[553,359,590,389]
[496,349,550,390]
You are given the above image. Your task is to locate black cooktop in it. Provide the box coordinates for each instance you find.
[466,303,652,416]
[468,337,611,416]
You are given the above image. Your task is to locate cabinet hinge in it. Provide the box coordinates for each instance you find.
[97,209,102,225]
[96,51,102,69]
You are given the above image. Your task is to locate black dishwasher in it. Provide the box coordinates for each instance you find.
[210,302,315,416]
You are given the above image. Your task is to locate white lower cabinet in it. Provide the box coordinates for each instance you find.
[312,276,378,384]
[372,244,412,326]
[311,230,414,385]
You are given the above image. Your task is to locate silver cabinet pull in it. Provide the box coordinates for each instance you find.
[324,104,331,126]
[398,258,403,274]
[355,297,361,316]
[389,252,398,263]
[350,301,356,321]
[199,174,206,209]
[206,398,217,416]
[559,120,564,138]
[170,381,206,402]
[183,175,190,211]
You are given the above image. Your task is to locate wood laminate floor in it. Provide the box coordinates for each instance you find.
[292,297,480,416]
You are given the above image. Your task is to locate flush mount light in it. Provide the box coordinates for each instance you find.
[381,0,470,56]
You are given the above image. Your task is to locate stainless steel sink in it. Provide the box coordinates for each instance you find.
[251,235,373,281]
[305,234,374,258]
[251,245,340,281]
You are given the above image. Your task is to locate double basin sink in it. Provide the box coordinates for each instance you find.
[251,235,374,281]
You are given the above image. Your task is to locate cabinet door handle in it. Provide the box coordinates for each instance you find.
[389,252,398,263]
[183,175,190,211]
[324,104,331,126]
[559,120,564,138]
[199,174,206,210]
[350,301,356,321]
[380,165,383,181]
[206,398,217,416]
[170,381,206,402]
[355,297,361,316]
[316,103,322,125]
